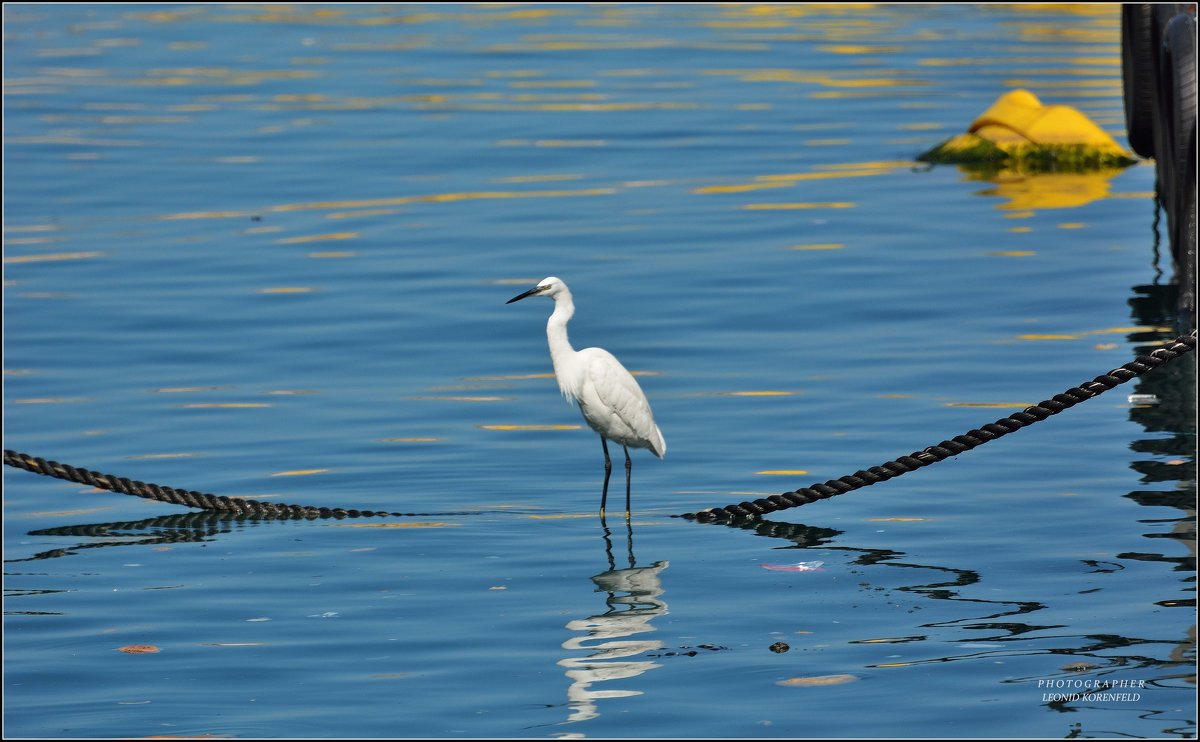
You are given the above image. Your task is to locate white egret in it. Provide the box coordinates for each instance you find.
[507,277,665,516]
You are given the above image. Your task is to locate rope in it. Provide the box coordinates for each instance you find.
[4,330,1195,521]
[675,330,1196,522]
[0,450,468,519]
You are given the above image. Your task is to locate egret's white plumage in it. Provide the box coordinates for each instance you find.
[507,277,665,515]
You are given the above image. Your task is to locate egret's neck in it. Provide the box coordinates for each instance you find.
[546,291,577,397]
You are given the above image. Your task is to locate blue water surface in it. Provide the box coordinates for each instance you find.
[4,4,1195,739]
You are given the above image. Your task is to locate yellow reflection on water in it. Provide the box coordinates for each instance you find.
[275,232,358,244]
[977,169,1123,210]
[270,469,330,477]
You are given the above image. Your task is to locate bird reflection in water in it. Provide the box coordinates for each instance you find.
[557,518,669,724]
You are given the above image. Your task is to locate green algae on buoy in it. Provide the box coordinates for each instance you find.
[919,89,1137,172]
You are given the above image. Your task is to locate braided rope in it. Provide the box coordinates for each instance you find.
[676,330,1197,522]
[4,331,1194,521]
[0,450,457,519]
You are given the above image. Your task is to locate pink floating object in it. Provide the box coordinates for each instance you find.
[760,561,825,572]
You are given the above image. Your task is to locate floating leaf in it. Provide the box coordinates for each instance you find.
[270,469,330,477]
[756,470,809,476]
[118,645,160,654]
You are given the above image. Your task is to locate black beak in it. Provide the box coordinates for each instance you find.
[506,286,542,304]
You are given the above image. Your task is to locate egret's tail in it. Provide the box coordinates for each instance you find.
[652,426,666,459]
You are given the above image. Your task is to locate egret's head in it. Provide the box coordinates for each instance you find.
[506,276,567,304]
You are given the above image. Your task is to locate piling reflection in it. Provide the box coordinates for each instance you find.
[556,517,668,724]
[1121,282,1196,699]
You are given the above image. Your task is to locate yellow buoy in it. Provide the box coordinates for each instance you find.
[920,89,1135,171]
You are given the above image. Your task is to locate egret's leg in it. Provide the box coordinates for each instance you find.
[600,438,613,516]
[623,445,632,516]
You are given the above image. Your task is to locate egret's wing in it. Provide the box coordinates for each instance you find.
[578,348,664,456]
